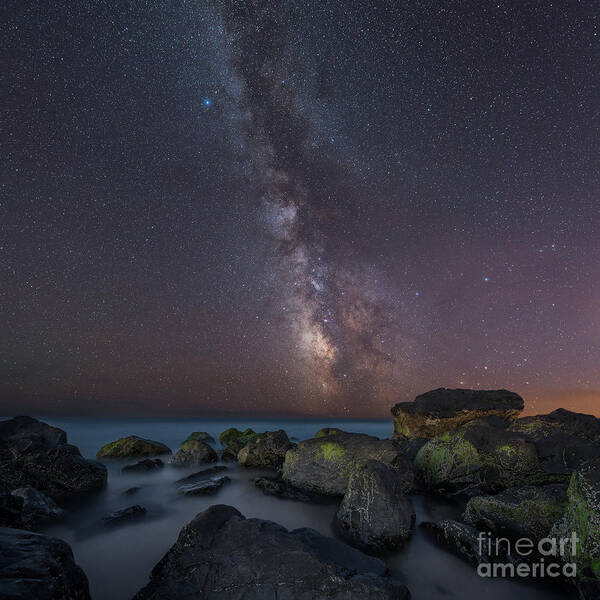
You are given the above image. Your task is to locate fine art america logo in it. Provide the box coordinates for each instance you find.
[477,531,579,578]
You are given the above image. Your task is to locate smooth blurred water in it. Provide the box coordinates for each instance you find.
[37,417,575,600]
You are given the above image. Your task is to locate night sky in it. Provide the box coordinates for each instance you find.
[2,1,599,417]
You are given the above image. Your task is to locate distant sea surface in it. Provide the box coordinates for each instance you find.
[36,417,574,600]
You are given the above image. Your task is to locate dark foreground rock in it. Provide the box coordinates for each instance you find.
[11,487,64,527]
[282,432,412,496]
[0,484,25,528]
[0,416,107,503]
[133,504,410,600]
[0,527,91,599]
[122,458,165,473]
[334,460,415,555]
[392,388,523,439]
[464,484,567,542]
[237,429,292,469]
[102,505,147,526]
[177,476,230,496]
[96,435,171,458]
[170,439,217,467]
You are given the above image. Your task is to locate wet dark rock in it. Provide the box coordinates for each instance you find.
[102,505,147,526]
[170,439,218,467]
[174,465,228,485]
[177,476,230,496]
[237,429,292,469]
[96,435,171,458]
[183,431,215,444]
[254,476,331,503]
[282,432,412,496]
[0,484,25,528]
[11,487,64,527]
[133,504,410,600]
[123,487,141,496]
[0,526,91,599]
[392,388,524,439]
[0,416,107,503]
[334,460,415,555]
[122,458,165,473]
[464,484,567,542]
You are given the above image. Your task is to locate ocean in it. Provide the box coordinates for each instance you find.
[38,417,574,600]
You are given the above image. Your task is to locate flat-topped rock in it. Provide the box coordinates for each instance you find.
[392,388,524,439]
[96,435,171,458]
[0,416,107,503]
[282,432,412,496]
[102,505,147,526]
[0,527,91,599]
[133,504,410,600]
[177,476,230,496]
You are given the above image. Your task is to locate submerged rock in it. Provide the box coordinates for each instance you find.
[282,432,412,496]
[392,388,524,439]
[254,476,330,503]
[0,527,91,599]
[123,487,141,496]
[237,429,292,469]
[122,458,165,472]
[551,459,600,581]
[464,484,567,542]
[97,435,171,458]
[174,465,228,485]
[334,460,415,554]
[0,416,107,503]
[11,487,64,527]
[170,439,217,467]
[183,431,215,444]
[133,504,410,600]
[177,476,230,496]
[102,505,147,526]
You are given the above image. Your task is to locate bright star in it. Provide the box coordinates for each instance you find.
[203,98,211,107]
[483,277,489,282]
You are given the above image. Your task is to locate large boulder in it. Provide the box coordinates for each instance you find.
[237,429,292,469]
[0,416,107,503]
[170,439,217,467]
[96,435,171,458]
[334,460,415,554]
[133,504,410,600]
[464,484,567,542]
[0,527,91,599]
[282,432,412,496]
[551,459,600,581]
[392,388,523,439]
[414,418,558,497]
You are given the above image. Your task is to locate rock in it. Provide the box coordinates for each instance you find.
[315,427,347,437]
[334,460,415,554]
[102,505,147,526]
[170,439,218,467]
[122,458,165,472]
[123,487,141,495]
[219,428,259,462]
[282,432,412,496]
[0,527,91,599]
[237,429,292,469]
[510,408,600,443]
[0,416,107,502]
[96,435,171,458]
[133,504,410,600]
[183,431,215,444]
[464,484,567,542]
[392,388,524,439]
[551,458,600,581]
[174,466,228,485]
[11,487,64,527]
[414,419,557,497]
[254,476,330,503]
[0,484,25,528]
[177,476,230,496]
[421,519,494,566]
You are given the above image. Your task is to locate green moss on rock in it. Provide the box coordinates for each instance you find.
[97,436,171,458]
[219,428,257,446]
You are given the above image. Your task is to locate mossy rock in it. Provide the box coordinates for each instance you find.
[464,484,568,541]
[171,439,218,467]
[219,428,258,446]
[237,430,292,469]
[184,432,215,444]
[315,427,346,438]
[282,432,412,496]
[97,436,171,458]
[551,459,600,580]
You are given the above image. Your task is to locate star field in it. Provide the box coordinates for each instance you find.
[1,0,599,416]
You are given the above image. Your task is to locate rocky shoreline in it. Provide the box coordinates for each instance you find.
[1,388,599,599]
